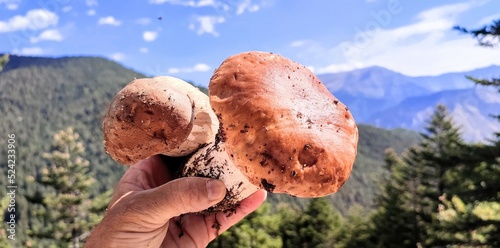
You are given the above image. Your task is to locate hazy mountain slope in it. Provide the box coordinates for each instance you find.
[318,66,431,120]
[414,65,500,91]
[318,65,500,141]
[367,87,500,141]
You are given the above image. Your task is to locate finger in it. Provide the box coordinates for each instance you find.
[210,190,267,235]
[162,189,268,248]
[109,155,174,206]
[117,177,227,228]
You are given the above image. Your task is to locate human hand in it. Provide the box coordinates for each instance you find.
[85,155,267,248]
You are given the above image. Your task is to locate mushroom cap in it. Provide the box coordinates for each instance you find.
[209,51,358,197]
[103,77,194,165]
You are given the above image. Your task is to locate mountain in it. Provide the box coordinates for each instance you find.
[318,66,431,119]
[318,65,500,142]
[414,65,500,92]
[367,87,500,141]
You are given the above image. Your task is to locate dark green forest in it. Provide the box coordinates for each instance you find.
[1,20,499,247]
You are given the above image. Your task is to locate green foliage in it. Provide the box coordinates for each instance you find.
[335,206,375,248]
[0,55,141,245]
[349,105,471,247]
[280,198,343,248]
[298,198,343,248]
[436,195,500,246]
[209,202,283,248]
[0,54,8,72]
[29,128,95,247]
[368,148,420,248]
[432,18,500,247]
[0,196,13,248]
[211,198,344,248]
[88,190,113,228]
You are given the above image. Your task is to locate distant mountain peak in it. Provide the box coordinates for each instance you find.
[0,55,121,73]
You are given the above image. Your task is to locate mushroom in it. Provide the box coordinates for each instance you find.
[103,51,359,213]
[103,76,219,165]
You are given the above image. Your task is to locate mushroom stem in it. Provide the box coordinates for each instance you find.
[182,141,260,213]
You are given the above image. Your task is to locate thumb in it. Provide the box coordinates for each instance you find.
[124,177,226,226]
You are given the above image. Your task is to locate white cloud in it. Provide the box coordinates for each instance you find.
[30,29,63,43]
[0,9,58,33]
[12,47,45,55]
[98,16,121,26]
[86,0,98,7]
[234,0,260,15]
[216,0,265,15]
[0,0,21,10]
[306,66,315,72]
[190,15,225,36]
[149,0,265,15]
[87,9,96,16]
[139,47,149,53]
[317,62,365,74]
[143,31,158,41]
[168,63,211,74]
[316,2,500,76]
[136,17,151,25]
[149,0,215,7]
[110,53,125,61]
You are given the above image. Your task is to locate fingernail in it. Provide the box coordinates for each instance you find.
[207,179,226,201]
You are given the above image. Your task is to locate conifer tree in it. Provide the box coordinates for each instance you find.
[368,148,419,248]
[302,198,343,248]
[335,209,374,248]
[278,203,302,248]
[433,19,500,247]
[364,106,467,247]
[406,105,466,246]
[29,127,95,247]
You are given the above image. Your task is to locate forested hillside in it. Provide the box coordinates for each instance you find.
[0,54,422,246]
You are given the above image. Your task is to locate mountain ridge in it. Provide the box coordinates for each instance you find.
[318,64,500,141]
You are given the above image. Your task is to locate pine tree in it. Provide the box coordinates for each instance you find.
[368,148,420,248]
[335,205,375,248]
[433,19,500,247]
[278,202,302,248]
[29,127,95,247]
[302,198,343,248]
[407,105,467,246]
[363,105,467,247]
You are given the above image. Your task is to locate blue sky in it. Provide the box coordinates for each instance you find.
[1,0,500,87]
